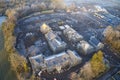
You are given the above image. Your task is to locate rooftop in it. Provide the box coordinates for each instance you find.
[90,36,100,46]
[77,40,94,54]
[45,31,66,53]
[63,25,83,43]
[29,50,82,73]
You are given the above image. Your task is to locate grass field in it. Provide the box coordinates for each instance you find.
[0,27,17,80]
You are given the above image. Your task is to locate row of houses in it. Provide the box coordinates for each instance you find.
[28,23,83,74]
[40,23,104,55]
[28,23,104,75]
[29,50,82,73]
[59,24,104,55]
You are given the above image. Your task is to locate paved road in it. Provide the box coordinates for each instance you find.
[103,45,120,65]
[97,67,120,80]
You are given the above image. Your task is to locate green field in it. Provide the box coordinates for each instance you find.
[0,27,17,80]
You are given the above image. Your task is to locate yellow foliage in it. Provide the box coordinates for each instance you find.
[5,9,18,22]
[23,63,28,72]
[9,53,28,76]
[104,26,120,54]
[110,40,120,53]
[40,23,51,34]
[4,36,16,53]
[51,0,66,9]
[1,19,16,53]
[90,51,106,77]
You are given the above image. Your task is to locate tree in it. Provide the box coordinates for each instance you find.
[103,26,115,41]
[4,36,16,53]
[2,21,16,53]
[90,51,106,77]
[50,0,66,9]
[76,51,106,80]
[104,26,120,54]
[9,53,28,79]
[69,72,78,80]
[79,62,94,80]
[5,9,18,22]
[39,2,47,10]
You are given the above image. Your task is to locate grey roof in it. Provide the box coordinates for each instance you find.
[89,36,100,46]
[45,31,66,53]
[63,26,83,43]
[29,54,44,63]
[77,40,94,54]
[46,31,56,40]
[45,52,69,68]
[29,50,82,72]
[89,36,104,50]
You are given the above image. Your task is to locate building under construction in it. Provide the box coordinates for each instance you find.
[29,50,82,73]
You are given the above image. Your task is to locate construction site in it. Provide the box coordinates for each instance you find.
[14,3,120,80]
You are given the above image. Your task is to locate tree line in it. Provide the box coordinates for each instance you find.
[1,0,74,80]
[103,26,120,55]
[1,0,80,80]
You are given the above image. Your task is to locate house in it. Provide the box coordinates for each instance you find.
[63,25,83,43]
[45,31,66,53]
[89,36,104,51]
[29,50,82,73]
[77,40,94,55]
[44,50,82,73]
[94,5,107,12]
[44,52,70,73]
[40,23,67,53]
[67,50,82,66]
[29,54,46,72]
